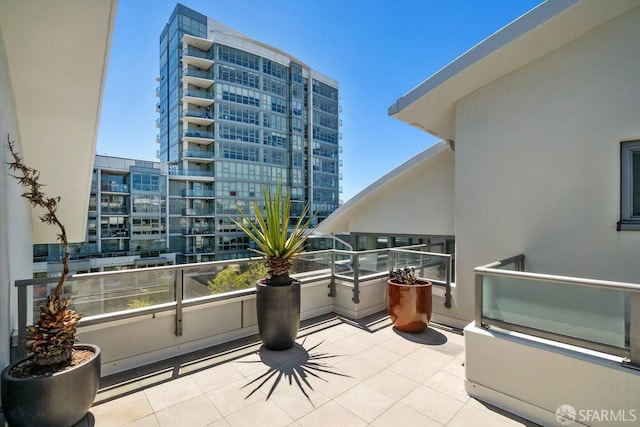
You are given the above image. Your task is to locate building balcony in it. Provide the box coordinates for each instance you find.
[168,169,215,181]
[100,183,129,193]
[183,68,212,80]
[182,129,214,143]
[155,118,161,128]
[182,109,214,126]
[181,207,214,216]
[183,68,214,90]
[182,34,213,51]
[182,189,215,198]
[100,207,129,215]
[100,229,130,238]
[11,246,519,426]
[182,245,215,255]
[12,244,638,426]
[181,38,214,69]
[182,149,214,162]
[182,47,213,61]
[183,88,214,107]
[170,169,213,178]
[182,227,215,236]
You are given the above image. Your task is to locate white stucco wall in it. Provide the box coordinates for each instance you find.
[454,5,640,320]
[0,29,33,370]
[319,142,455,236]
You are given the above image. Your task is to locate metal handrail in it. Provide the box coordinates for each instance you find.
[14,245,454,357]
[475,254,640,368]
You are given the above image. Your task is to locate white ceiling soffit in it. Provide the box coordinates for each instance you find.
[388,0,640,141]
[0,0,118,242]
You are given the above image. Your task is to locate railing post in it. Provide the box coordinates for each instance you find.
[329,251,336,297]
[352,253,360,303]
[629,292,640,367]
[175,268,183,336]
[388,249,395,273]
[474,270,483,327]
[444,256,452,308]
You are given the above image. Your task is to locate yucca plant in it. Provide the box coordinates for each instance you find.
[231,182,319,286]
[6,135,81,366]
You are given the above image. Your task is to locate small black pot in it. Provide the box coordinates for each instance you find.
[1,344,101,427]
[256,279,300,350]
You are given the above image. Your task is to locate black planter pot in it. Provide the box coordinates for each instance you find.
[256,279,300,350]
[1,344,101,427]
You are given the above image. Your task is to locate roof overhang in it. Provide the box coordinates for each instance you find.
[388,0,640,141]
[0,0,118,243]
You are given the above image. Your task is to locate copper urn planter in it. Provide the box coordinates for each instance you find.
[387,279,433,333]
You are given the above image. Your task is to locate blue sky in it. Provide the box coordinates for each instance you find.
[97,0,544,202]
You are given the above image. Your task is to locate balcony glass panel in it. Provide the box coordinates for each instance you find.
[356,252,388,278]
[182,150,214,159]
[394,251,449,283]
[183,129,214,139]
[182,189,215,197]
[184,89,213,100]
[293,252,332,276]
[30,269,176,320]
[169,170,213,177]
[184,109,213,119]
[183,47,212,60]
[481,275,627,349]
[184,68,213,79]
[183,260,262,299]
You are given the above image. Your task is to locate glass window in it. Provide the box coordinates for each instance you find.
[620,140,640,230]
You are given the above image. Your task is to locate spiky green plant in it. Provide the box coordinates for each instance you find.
[6,135,81,366]
[230,182,319,286]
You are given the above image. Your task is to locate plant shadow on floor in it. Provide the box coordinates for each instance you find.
[239,337,348,401]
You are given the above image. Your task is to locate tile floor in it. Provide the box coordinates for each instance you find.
[1,313,539,426]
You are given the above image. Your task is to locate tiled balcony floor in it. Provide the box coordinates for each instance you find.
[3,312,538,427]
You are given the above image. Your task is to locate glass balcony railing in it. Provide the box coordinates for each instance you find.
[183,109,213,119]
[182,189,215,197]
[182,227,215,235]
[100,207,128,215]
[183,47,212,60]
[181,207,214,216]
[182,246,215,254]
[183,129,214,139]
[100,183,129,193]
[14,245,451,359]
[182,150,214,159]
[183,88,213,100]
[475,255,640,367]
[183,68,213,79]
[169,169,213,177]
[101,229,130,238]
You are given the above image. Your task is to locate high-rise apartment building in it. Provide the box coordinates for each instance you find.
[33,4,341,275]
[157,4,341,262]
